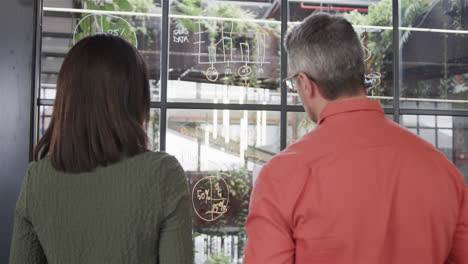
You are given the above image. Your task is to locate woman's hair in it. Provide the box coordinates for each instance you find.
[34,34,150,173]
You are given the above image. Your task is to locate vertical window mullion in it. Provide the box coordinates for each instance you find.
[392,0,400,123]
[160,0,170,151]
[31,0,44,161]
[280,0,288,151]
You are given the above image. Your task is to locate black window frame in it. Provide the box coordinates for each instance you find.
[32,0,468,156]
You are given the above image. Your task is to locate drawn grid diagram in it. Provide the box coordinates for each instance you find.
[191,19,272,82]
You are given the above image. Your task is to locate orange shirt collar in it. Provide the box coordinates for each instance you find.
[318,98,384,125]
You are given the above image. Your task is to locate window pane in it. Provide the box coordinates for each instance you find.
[287,112,316,146]
[148,109,160,151]
[168,0,281,104]
[167,109,280,262]
[399,0,468,110]
[401,115,439,129]
[453,117,468,184]
[41,0,162,101]
[39,106,160,151]
[38,106,53,140]
[419,115,436,128]
[437,116,453,129]
[408,128,418,135]
[438,128,453,149]
[419,128,436,146]
[401,114,417,127]
[402,115,468,185]
[288,0,393,107]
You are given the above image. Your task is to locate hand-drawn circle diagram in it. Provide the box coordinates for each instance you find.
[205,66,219,82]
[73,14,138,48]
[238,65,252,77]
[192,176,230,222]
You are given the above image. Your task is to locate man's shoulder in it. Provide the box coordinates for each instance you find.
[279,125,331,158]
[264,138,322,180]
[386,120,444,155]
[377,120,462,178]
[273,118,449,167]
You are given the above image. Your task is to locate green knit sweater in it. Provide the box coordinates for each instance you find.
[9,151,194,264]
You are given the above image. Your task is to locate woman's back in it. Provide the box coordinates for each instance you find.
[10,151,193,264]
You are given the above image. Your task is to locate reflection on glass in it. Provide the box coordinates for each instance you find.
[148,109,160,151]
[438,129,453,149]
[400,0,468,109]
[38,106,160,151]
[287,111,316,146]
[288,0,393,107]
[168,0,281,104]
[401,114,417,127]
[401,115,468,184]
[41,0,161,100]
[420,128,436,146]
[38,106,53,140]
[167,109,280,263]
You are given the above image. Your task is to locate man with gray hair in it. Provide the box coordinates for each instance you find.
[243,13,468,264]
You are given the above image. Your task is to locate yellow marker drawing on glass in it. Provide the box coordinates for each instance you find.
[192,176,230,222]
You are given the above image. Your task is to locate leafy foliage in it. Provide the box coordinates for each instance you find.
[75,0,161,48]
[343,0,464,98]
[171,0,280,88]
[207,251,232,264]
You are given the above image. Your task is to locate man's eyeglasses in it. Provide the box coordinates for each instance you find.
[283,73,316,93]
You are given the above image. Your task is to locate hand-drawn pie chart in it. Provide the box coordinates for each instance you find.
[192,176,230,222]
[73,14,138,48]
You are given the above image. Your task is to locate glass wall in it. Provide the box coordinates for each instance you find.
[288,0,394,108]
[41,0,162,101]
[399,0,468,110]
[37,0,468,263]
[168,0,281,104]
[401,115,468,183]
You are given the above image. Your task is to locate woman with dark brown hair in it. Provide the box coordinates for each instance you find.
[9,34,193,264]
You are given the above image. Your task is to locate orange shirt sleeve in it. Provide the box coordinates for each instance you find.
[243,163,296,264]
[446,182,468,264]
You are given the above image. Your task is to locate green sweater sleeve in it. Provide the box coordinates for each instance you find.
[10,166,47,264]
[158,155,194,264]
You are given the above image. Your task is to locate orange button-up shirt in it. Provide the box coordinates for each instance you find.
[244,99,468,264]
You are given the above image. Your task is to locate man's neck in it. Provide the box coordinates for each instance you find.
[328,93,367,104]
[311,92,367,123]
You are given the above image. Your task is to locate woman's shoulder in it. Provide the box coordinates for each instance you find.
[125,151,184,176]
[26,151,183,179]
[126,151,186,192]
[128,151,180,167]
[27,157,53,175]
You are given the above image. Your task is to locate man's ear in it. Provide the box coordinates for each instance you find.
[297,72,318,99]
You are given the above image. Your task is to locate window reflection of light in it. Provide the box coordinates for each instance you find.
[262,89,269,146]
[204,127,210,146]
[167,129,257,171]
[256,110,262,147]
[40,82,468,104]
[213,97,218,139]
[45,7,468,35]
[43,7,280,25]
[223,85,230,144]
